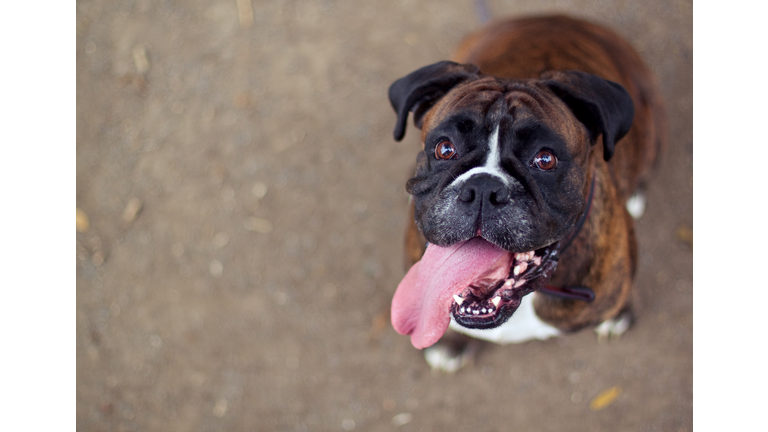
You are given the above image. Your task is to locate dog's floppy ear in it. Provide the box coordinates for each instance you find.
[540,70,634,161]
[389,61,480,141]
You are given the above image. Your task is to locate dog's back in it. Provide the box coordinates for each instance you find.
[452,15,667,199]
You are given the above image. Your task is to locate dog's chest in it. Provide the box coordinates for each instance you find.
[448,293,561,344]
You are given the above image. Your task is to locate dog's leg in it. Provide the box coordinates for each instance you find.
[423,328,482,373]
[594,308,634,343]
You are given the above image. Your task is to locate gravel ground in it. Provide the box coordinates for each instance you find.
[76,0,692,430]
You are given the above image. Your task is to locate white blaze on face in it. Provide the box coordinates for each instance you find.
[449,124,512,188]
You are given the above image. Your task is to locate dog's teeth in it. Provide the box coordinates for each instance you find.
[504,279,514,287]
[518,262,528,274]
[460,307,465,314]
[481,308,487,313]
[516,252,533,262]
[492,296,501,307]
[453,294,464,305]
[473,309,479,315]
[513,265,521,276]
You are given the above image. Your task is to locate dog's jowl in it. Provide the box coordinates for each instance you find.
[388,16,666,371]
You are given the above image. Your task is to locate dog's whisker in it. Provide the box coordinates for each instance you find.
[443,167,457,180]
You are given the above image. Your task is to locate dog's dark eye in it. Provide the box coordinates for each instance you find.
[532,150,557,171]
[435,140,457,160]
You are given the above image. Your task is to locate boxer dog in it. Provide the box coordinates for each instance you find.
[388,16,666,372]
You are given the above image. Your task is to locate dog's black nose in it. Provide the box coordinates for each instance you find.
[457,175,510,207]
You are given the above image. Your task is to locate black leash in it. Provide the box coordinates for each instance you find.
[539,176,596,302]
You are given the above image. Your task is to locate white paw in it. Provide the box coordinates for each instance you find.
[626,192,646,219]
[595,311,632,343]
[423,344,475,373]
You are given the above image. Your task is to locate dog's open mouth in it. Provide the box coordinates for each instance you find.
[391,237,559,349]
[451,244,558,329]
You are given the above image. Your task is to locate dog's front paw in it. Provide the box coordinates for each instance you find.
[594,309,634,343]
[423,334,480,373]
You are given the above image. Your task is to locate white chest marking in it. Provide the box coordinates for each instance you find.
[449,124,512,188]
[448,293,561,344]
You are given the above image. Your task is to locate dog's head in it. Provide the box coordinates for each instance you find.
[389,61,634,348]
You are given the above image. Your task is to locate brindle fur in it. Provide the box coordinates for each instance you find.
[403,15,665,332]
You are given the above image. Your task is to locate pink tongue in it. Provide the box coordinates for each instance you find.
[391,237,509,349]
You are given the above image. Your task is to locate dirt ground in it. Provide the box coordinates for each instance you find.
[76,0,692,430]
